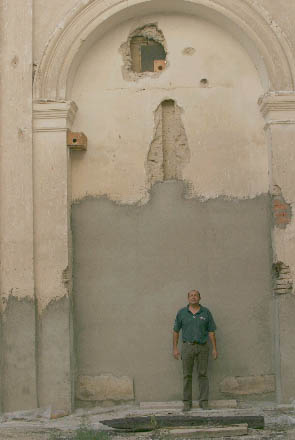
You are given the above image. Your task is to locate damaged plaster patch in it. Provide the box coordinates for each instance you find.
[182,47,195,56]
[76,375,134,401]
[146,99,190,186]
[220,375,276,395]
[119,23,167,81]
[62,266,70,291]
[272,185,292,229]
[272,261,293,295]
[36,271,71,314]
[1,289,33,314]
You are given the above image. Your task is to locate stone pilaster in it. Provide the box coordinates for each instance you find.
[0,0,37,411]
[260,92,295,403]
[33,100,77,413]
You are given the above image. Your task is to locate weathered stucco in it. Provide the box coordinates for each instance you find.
[76,375,134,401]
[0,0,37,412]
[1,296,37,412]
[33,0,295,74]
[1,0,295,415]
[37,296,74,413]
[220,375,276,396]
[71,13,268,203]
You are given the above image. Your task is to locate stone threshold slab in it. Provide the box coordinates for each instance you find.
[140,400,238,409]
[167,423,248,438]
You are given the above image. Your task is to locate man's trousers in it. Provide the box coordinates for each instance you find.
[181,341,209,404]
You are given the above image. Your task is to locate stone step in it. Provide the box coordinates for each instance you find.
[167,423,248,438]
[140,400,238,410]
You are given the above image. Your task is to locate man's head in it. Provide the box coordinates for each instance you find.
[187,289,201,306]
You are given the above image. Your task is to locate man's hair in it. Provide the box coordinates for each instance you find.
[188,289,201,298]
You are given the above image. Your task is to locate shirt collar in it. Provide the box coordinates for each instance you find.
[187,304,203,314]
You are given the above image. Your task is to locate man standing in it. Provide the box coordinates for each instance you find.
[173,289,218,411]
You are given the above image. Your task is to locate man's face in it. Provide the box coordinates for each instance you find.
[188,290,200,305]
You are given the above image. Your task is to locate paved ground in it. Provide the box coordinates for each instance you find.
[0,402,295,439]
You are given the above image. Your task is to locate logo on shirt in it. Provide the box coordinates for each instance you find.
[200,316,206,321]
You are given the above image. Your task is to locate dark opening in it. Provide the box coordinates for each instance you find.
[130,36,166,73]
[200,78,209,87]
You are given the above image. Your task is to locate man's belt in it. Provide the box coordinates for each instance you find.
[183,341,206,345]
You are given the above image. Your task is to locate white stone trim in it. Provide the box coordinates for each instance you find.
[33,101,77,128]
[259,92,295,125]
[33,0,295,100]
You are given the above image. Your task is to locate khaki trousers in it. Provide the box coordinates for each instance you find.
[181,341,209,404]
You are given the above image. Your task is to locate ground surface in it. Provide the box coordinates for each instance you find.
[0,402,295,439]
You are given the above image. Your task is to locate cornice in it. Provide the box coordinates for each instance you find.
[259,92,295,116]
[259,92,295,125]
[33,100,78,131]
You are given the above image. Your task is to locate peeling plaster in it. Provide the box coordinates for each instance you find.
[146,99,190,187]
[71,13,268,204]
[272,185,292,229]
[182,47,195,56]
[62,266,71,291]
[272,261,293,295]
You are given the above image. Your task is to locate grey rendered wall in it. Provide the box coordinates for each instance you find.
[72,181,273,402]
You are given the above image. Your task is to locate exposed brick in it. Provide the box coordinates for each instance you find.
[272,187,292,229]
[147,100,190,186]
[272,261,293,295]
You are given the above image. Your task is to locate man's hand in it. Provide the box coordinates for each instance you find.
[173,348,181,360]
[173,331,180,360]
[212,349,218,360]
[209,332,218,360]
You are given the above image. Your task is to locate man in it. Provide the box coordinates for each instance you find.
[173,289,217,411]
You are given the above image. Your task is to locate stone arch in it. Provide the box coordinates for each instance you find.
[34,0,295,101]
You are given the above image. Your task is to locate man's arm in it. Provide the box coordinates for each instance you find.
[208,332,218,360]
[173,331,181,360]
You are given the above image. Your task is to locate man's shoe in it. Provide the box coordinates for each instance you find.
[199,400,210,410]
[183,402,192,412]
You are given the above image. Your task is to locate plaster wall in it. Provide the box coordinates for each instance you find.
[72,182,273,402]
[0,0,37,411]
[71,14,268,203]
[70,13,274,402]
[0,0,294,413]
[33,0,295,74]
[33,0,78,65]
[259,0,295,53]
[267,123,295,401]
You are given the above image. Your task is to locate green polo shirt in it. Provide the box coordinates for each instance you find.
[173,305,216,344]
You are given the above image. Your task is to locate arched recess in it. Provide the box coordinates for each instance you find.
[34,0,295,101]
[31,0,295,409]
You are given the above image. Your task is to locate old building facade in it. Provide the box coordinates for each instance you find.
[1,0,295,413]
